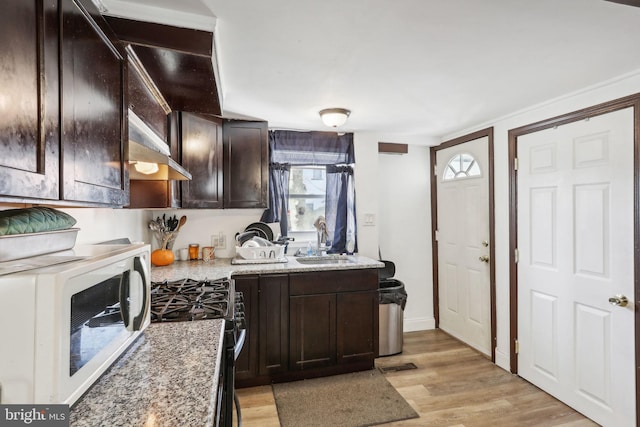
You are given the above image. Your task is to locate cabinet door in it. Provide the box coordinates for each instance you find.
[60,0,127,205]
[0,0,59,201]
[234,275,259,381]
[337,291,379,364]
[289,294,336,371]
[181,113,223,208]
[127,54,168,142]
[258,275,289,376]
[223,120,268,208]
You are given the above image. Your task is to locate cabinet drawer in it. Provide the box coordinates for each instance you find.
[289,269,378,295]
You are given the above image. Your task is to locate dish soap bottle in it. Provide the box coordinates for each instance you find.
[306,241,313,256]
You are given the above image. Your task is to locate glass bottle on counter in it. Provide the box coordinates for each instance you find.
[188,244,199,260]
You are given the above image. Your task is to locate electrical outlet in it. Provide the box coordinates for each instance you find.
[211,234,219,247]
[218,232,226,249]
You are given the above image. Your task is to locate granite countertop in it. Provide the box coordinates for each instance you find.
[151,254,384,282]
[70,319,225,427]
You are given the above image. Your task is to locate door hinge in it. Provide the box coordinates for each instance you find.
[515,340,520,354]
[433,164,438,176]
[435,230,439,241]
[514,158,519,171]
[514,248,519,263]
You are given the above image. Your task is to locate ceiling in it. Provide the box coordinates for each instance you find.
[101,0,640,143]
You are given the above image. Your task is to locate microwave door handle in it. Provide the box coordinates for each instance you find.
[119,270,131,328]
[131,256,149,331]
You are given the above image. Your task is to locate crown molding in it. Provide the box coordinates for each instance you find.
[100,0,216,32]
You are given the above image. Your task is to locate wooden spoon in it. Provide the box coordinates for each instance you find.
[175,215,187,232]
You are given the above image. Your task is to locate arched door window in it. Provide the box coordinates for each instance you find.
[443,153,481,181]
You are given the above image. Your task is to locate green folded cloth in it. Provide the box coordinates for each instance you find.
[0,207,77,236]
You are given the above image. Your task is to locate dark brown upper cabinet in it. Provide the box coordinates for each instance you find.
[0,0,128,207]
[60,0,128,206]
[0,0,60,201]
[131,113,269,210]
[181,112,224,209]
[223,120,269,209]
[127,47,170,143]
[104,16,222,116]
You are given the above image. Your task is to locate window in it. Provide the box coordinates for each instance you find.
[288,166,326,232]
[443,153,481,181]
[261,130,355,253]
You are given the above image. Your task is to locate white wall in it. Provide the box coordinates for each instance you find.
[352,133,380,259]
[56,208,150,245]
[442,69,640,371]
[378,144,435,331]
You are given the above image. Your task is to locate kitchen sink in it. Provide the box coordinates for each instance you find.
[295,255,356,265]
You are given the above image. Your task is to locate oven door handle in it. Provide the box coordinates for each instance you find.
[119,270,131,328]
[234,328,247,360]
[131,256,149,331]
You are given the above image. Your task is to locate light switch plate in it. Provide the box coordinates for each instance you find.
[363,213,376,226]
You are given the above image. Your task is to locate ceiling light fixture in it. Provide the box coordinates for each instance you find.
[319,108,351,128]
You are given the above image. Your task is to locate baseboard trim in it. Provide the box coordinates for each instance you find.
[403,317,435,332]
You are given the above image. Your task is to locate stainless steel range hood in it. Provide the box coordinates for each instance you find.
[128,109,191,181]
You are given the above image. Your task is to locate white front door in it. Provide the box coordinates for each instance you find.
[436,136,491,356]
[517,107,635,426]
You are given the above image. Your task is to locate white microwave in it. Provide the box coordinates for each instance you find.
[0,243,150,406]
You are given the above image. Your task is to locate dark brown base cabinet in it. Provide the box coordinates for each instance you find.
[235,269,379,388]
[290,293,337,371]
[235,274,289,382]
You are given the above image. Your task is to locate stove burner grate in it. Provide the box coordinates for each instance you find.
[150,278,231,322]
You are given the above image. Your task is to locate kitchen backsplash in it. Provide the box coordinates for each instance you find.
[149,209,269,259]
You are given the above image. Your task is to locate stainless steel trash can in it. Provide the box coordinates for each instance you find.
[379,279,406,356]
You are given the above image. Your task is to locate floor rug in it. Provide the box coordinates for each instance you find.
[272,369,419,427]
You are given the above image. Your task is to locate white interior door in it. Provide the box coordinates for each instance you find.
[517,108,635,426]
[436,136,491,356]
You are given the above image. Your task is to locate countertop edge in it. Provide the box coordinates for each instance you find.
[205,324,226,427]
[151,254,384,282]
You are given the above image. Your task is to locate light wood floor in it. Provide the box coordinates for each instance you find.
[235,330,598,427]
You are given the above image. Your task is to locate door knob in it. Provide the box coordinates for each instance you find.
[482,240,489,247]
[608,295,628,307]
[479,255,490,263]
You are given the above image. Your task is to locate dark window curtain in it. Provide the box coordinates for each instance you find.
[269,130,354,165]
[259,163,290,237]
[262,130,356,252]
[325,165,356,254]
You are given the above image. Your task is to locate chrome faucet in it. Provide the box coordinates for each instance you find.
[317,224,328,255]
[314,215,329,255]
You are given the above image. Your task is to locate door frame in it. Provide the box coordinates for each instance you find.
[508,93,640,425]
[430,127,496,362]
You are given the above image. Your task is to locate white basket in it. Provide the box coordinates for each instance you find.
[235,245,285,260]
